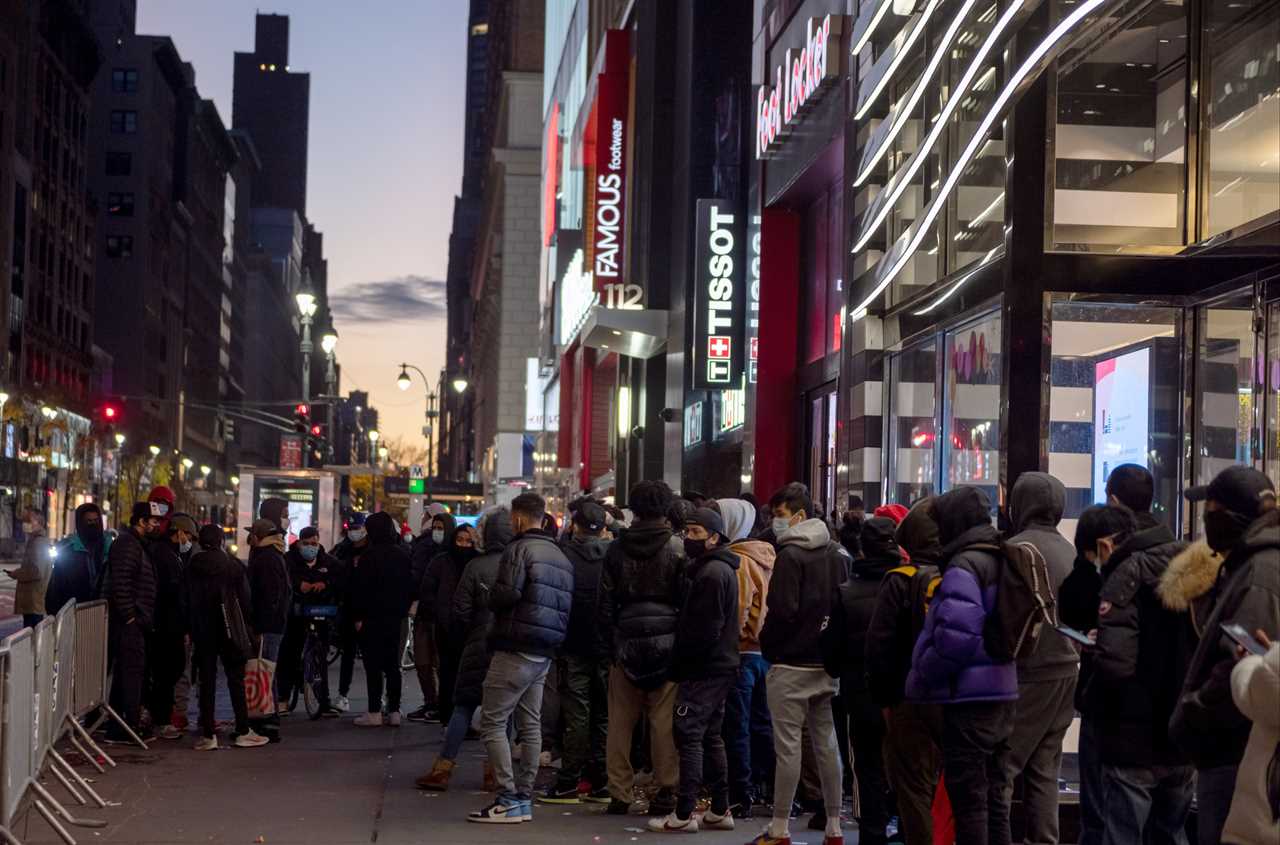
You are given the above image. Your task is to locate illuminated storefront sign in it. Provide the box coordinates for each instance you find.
[683,401,704,449]
[748,213,761,384]
[755,14,845,158]
[589,30,640,310]
[558,249,597,346]
[692,199,746,389]
[718,385,746,435]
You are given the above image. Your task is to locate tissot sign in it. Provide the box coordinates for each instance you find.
[692,199,746,389]
[756,14,845,159]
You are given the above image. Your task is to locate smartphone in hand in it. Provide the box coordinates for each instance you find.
[1221,622,1267,656]
[1053,625,1094,647]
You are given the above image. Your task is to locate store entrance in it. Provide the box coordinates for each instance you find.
[805,385,837,518]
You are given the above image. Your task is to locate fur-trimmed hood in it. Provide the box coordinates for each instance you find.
[1157,540,1223,611]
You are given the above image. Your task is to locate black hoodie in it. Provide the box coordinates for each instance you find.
[419,520,478,628]
[671,545,741,681]
[596,519,686,688]
[349,512,413,624]
[561,533,611,658]
[46,503,110,613]
[831,518,901,690]
[185,545,251,656]
[411,512,454,594]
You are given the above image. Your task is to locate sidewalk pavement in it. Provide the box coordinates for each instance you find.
[7,664,782,845]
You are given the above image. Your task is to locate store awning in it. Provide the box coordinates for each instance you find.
[579,306,669,359]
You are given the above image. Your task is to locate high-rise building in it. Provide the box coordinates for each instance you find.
[231,14,310,214]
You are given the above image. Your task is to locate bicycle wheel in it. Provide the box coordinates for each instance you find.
[327,642,341,666]
[303,643,323,720]
[287,681,299,712]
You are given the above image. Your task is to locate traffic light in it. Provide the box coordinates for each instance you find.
[293,403,310,434]
[310,424,323,438]
[97,400,122,440]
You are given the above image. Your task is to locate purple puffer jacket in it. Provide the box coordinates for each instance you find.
[905,521,1018,704]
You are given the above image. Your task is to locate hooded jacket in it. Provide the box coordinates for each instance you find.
[561,532,611,657]
[1223,643,1280,845]
[1087,520,1194,766]
[1004,471,1080,682]
[46,505,112,613]
[349,512,414,625]
[906,486,1018,704]
[419,521,478,628]
[452,508,514,706]
[718,499,757,543]
[833,518,901,692]
[488,529,574,657]
[719,498,776,652]
[285,544,343,608]
[411,512,454,597]
[1156,540,1223,637]
[149,539,188,636]
[103,525,157,629]
[671,545,741,681]
[867,499,942,708]
[759,518,850,668]
[185,546,251,655]
[247,536,291,635]
[596,519,686,688]
[1171,508,1280,768]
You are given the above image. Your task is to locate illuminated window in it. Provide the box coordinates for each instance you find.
[471,22,489,35]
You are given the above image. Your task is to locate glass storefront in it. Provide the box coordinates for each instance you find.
[807,387,838,515]
[887,339,938,504]
[1195,293,1259,485]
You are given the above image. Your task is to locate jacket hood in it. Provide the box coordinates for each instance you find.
[366,511,399,545]
[940,522,1001,565]
[479,507,513,552]
[1158,540,1224,611]
[74,503,102,534]
[860,516,901,561]
[450,524,483,557]
[432,511,457,537]
[717,498,757,542]
[934,486,993,547]
[620,519,675,559]
[693,545,740,571]
[1241,507,1280,552]
[1009,472,1065,531]
[729,539,776,572]
[566,534,611,561]
[189,547,232,576]
[895,498,942,565]
[777,517,831,550]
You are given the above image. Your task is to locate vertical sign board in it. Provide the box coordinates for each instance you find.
[278,434,302,469]
[747,213,761,384]
[692,199,747,389]
[591,30,639,310]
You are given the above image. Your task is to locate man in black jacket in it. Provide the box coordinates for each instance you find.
[468,493,573,824]
[46,502,110,613]
[246,518,292,721]
[350,511,413,726]
[278,527,343,715]
[646,508,740,834]
[104,501,161,741]
[148,513,195,740]
[408,509,451,721]
[755,482,850,845]
[542,501,612,803]
[596,480,685,816]
[1089,502,1195,844]
[332,512,370,710]
[417,517,476,725]
[1171,466,1279,845]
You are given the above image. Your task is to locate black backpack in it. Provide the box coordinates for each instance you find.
[973,540,1057,662]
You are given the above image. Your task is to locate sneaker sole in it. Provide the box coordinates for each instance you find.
[466,816,524,824]
[536,797,582,804]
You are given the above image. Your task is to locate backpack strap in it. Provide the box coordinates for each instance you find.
[888,564,919,578]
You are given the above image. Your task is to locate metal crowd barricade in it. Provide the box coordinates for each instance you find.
[45,607,107,811]
[69,600,141,750]
[1,629,35,837]
[33,619,55,771]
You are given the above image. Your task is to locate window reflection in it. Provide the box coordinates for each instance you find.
[889,340,938,503]
[942,312,1001,498]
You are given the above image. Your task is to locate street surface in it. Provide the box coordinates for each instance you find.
[6,666,808,845]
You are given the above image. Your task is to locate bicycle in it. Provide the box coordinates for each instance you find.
[286,604,339,719]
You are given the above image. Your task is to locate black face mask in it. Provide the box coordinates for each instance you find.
[1203,508,1252,553]
[80,521,104,545]
[683,538,709,560]
[451,546,479,565]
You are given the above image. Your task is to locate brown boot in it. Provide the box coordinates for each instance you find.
[483,761,498,793]
[415,757,454,791]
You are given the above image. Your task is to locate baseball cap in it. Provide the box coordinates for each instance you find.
[685,507,726,539]
[1184,465,1276,518]
[572,501,607,533]
[168,513,198,537]
[246,518,284,541]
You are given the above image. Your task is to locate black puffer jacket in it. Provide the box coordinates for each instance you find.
[760,518,850,667]
[419,523,478,628]
[247,541,291,635]
[596,519,686,689]
[185,547,250,657]
[1171,508,1280,768]
[561,534,611,658]
[103,526,156,629]
[671,546,740,681]
[453,509,513,707]
[349,512,414,625]
[150,539,188,636]
[1088,522,1192,767]
[488,531,574,657]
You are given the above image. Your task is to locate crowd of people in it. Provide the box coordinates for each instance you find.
[3,462,1276,845]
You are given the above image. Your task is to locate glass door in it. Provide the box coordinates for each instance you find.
[806,386,838,517]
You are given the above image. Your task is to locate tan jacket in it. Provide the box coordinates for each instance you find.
[10,530,50,615]
[729,539,775,652]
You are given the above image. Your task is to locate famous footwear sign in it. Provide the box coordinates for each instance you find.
[756,13,845,159]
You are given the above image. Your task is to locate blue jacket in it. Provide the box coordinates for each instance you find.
[47,532,113,614]
[489,532,574,657]
[905,488,1017,704]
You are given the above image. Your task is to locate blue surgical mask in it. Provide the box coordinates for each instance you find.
[299,544,319,561]
[178,540,193,555]
[348,528,366,543]
[772,516,792,537]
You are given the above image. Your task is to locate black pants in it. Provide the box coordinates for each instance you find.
[436,624,462,718]
[944,699,1016,845]
[278,616,307,702]
[22,613,42,629]
[107,618,147,733]
[360,622,402,712]
[558,653,609,789]
[195,641,249,738]
[338,616,357,696]
[145,631,186,728]
[673,673,735,819]
[848,689,891,845]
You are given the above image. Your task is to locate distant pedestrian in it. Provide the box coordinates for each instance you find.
[417,516,475,725]
[148,513,196,740]
[408,509,451,721]
[349,512,413,726]
[103,502,161,742]
[4,508,49,628]
[279,527,344,716]
[331,512,371,711]
[45,503,110,614]
[245,518,292,721]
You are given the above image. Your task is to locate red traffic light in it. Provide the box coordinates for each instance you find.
[310,424,322,437]
[103,406,118,420]
[295,403,310,417]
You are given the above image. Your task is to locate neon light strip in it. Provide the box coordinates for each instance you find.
[912,246,1003,315]
[851,0,895,56]
[854,0,946,121]
[853,0,1114,318]
[851,0,1026,254]
[852,0,984,187]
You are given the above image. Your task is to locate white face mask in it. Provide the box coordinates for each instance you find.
[348,528,367,543]
[772,516,793,537]
[431,529,445,544]
[178,540,193,555]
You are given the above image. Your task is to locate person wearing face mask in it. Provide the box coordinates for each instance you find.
[416,519,476,726]
[147,513,196,740]
[645,508,740,833]
[407,510,456,723]
[246,518,293,724]
[102,502,162,742]
[46,503,113,614]
[5,508,50,628]
[331,512,371,711]
[1171,466,1280,845]
[278,527,343,716]
[349,512,414,727]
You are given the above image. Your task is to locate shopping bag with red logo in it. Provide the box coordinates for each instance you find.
[244,640,277,719]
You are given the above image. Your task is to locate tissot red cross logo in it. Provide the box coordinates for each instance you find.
[750,337,759,359]
[708,336,731,359]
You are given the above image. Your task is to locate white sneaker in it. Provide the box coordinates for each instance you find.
[646,813,698,833]
[233,730,269,748]
[157,724,182,740]
[386,710,402,727]
[700,809,734,830]
[193,736,218,751]
[335,695,350,712]
[353,712,383,727]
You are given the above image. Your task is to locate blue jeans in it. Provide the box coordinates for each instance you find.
[1195,765,1238,845]
[1100,763,1193,845]
[1077,719,1104,845]
[723,652,772,804]
[442,704,477,761]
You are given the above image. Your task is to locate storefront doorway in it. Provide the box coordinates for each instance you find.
[806,385,837,517]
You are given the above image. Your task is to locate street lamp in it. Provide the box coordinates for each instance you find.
[451,376,469,394]
[368,429,380,445]
[200,464,211,477]
[397,366,412,392]
[181,457,194,470]
[114,433,126,447]
[295,273,318,404]
[148,444,160,457]
[378,445,389,462]
[231,475,240,486]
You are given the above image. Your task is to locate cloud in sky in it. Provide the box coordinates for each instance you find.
[327,275,447,323]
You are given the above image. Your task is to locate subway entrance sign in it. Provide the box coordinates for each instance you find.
[408,464,425,494]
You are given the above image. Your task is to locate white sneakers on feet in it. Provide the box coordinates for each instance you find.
[701,809,735,830]
[647,813,699,833]
[234,730,270,748]
[334,695,350,712]
[193,736,218,751]
[157,724,182,740]
[386,710,402,727]
[353,711,383,727]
